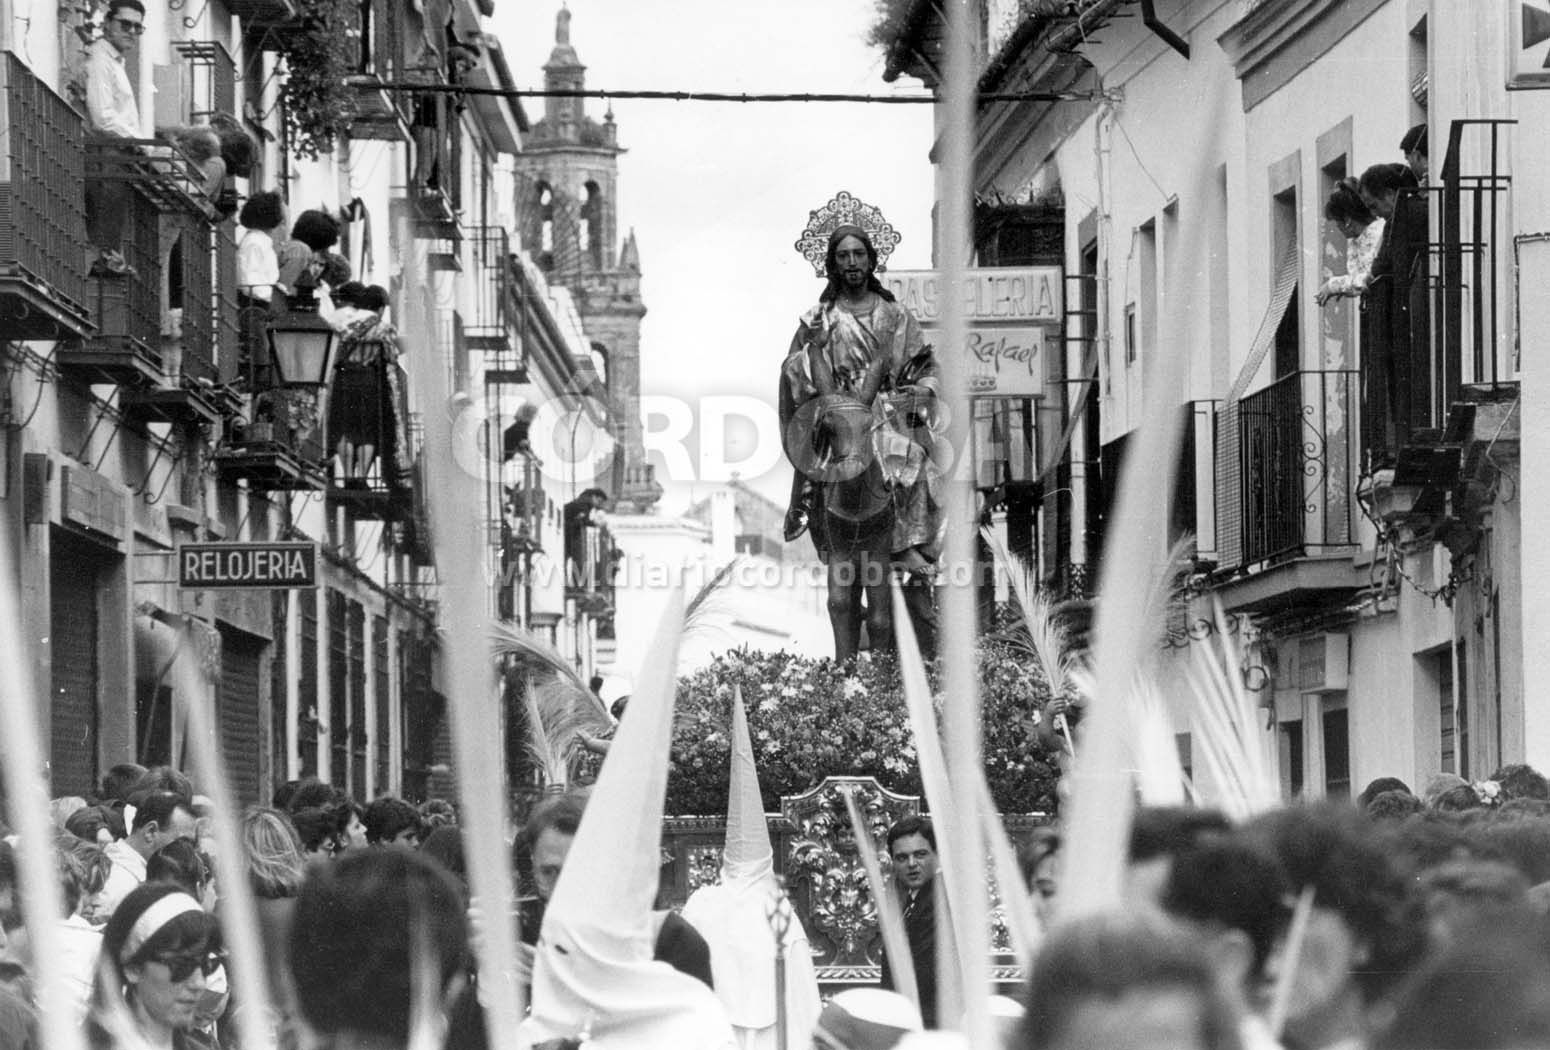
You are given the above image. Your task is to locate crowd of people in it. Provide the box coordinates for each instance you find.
[6,751,1550,1049]
[0,763,479,1050]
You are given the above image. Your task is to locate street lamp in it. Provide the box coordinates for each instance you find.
[267,283,338,388]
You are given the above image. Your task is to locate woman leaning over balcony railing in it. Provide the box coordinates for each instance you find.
[1316,178,1384,306]
[326,284,413,499]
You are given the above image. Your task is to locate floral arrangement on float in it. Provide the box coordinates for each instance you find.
[665,629,1064,818]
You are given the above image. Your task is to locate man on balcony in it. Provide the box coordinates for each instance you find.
[83,0,146,278]
[563,487,609,590]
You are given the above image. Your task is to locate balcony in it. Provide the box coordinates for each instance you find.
[466,226,515,353]
[211,413,326,490]
[60,137,220,388]
[1364,118,1517,531]
[0,53,93,340]
[211,312,326,491]
[228,0,298,35]
[410,85,462,227]
[618,462,663,512]
[162,42,236,126]
[326,353,414,521]
[1211,370,1363,618]
[564,517,617,620]
[344,0,410,142]
[120,222,241,425]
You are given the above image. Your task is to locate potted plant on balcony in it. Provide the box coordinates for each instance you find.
[274,0,360,158]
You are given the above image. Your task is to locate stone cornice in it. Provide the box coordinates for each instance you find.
[1217,0,1389,111]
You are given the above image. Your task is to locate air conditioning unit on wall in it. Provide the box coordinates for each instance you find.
[1297,633,1350,693]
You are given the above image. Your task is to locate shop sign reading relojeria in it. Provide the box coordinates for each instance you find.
[881,268,1063,398]
[178,542,319,589]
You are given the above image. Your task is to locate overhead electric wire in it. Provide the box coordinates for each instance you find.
[372,83,1109,104]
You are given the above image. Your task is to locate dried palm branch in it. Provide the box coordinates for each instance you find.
[1131,673,1190,808]
[410,293,528,1045]
[682,557,742,639]
[169,629,278,1050]
[970,771,1043,968]
[491,620,606,718]
[980,526,1074,698]
[892,582,992,1030]
[1268,884,1318,1039]
[1182,599,1278,820]
[408,912,449,1050]
[493,621,613,787]
[841,788,920,1015]
[0,525,86,1050]
[1057,366,1193,920]
[521,682,568,786]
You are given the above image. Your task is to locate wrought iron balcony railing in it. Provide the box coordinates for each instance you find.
[61,136,223,388]
[345,0,410,142]
[466,225,514,353]
[0,53,92,339]
[1230,369,1358,568]
[1362,118,1515,479]
[326,350,414,521]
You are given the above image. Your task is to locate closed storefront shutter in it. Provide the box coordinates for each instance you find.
[50,553,98,796]
[328,591,348,790]
[219,628,264,807]
[300,593,318,776]
[348,601,366,799]
[374,615,389,794]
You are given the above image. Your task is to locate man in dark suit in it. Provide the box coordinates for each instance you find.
[878,815,940,1028]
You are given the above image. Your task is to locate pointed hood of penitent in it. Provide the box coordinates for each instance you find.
[682,688,820,1034]
[522,591,734,1050]
[722,686,774,884]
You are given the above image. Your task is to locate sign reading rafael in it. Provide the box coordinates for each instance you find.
[882,268,1062,398]
[178,542,319,589]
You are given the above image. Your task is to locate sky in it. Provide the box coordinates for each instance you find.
[494,0,937,515]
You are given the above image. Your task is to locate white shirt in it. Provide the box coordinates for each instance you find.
[97,838,146,919]
[56,914,102,1027]
[237,228,279,302]
[84,36,141,139]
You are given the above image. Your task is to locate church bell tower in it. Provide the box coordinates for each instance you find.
[514,7,661,513]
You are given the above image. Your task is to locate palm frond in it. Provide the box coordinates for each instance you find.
[491,621,599,710]
[536,678,612,764]
[841,788,920,1016]
[1057,329,1194,920]
[980,526,1073,697]
[1181,598,1278,819]
[493,621,612,787]
[522,683,569,786]
[683,557,742,638]
[1131,673,1190,807]
[972,771,1043,968]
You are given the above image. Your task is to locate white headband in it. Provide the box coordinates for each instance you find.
[121,893,205,962]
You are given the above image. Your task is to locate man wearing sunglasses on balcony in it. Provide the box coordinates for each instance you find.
[83,0,146,278]
[88,882,224,1050]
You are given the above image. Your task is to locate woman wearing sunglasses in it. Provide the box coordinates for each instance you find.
[90,882,223,1049]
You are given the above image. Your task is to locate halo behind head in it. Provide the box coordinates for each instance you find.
[795,191,901,277]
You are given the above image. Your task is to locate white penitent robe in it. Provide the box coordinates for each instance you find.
[682,879,822,1050]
